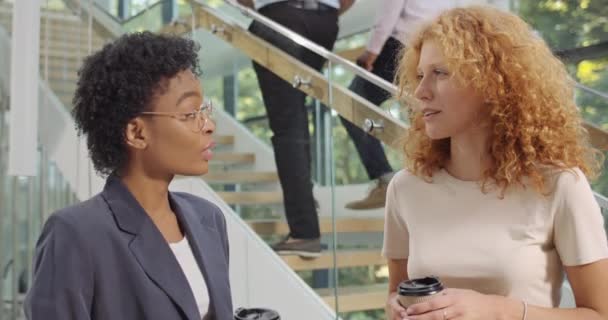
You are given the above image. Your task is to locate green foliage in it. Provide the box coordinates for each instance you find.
[518,0,608,195]
[517,0,607,49]
[341,310,385,320]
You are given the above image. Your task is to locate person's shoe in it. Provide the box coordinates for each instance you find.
[271,235,322,259]
[345,178,389,210]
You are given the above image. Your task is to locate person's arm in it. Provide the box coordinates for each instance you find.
[218,208,230,266]
[387,259,409,320]
[403,261,608,320]
[382,173,411,320]
[404,270,608,320]
[338,0,355,15]
[23,215,94,320]
[355,0,405,70]
[366,0,405,55]
[492,260,608,320]
[217,206,234,313]
[235,0,254,9]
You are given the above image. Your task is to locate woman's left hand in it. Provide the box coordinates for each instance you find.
[404,288,503,320]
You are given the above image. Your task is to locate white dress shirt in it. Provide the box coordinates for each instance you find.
[254,0,340,10]
[367,0,471,54]
[170,237,210,319]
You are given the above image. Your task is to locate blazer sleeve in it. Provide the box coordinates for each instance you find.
[218,207,230,267]
[24,214,94,320]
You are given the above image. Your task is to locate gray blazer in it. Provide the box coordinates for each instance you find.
[24,176,233,320]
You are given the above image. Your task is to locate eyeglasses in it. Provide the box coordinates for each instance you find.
[140,99,214,133]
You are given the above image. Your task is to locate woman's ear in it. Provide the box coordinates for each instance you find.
[125,117,148,150]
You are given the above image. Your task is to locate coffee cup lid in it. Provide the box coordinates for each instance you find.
[234,308,280,320]
[398,276,444,296]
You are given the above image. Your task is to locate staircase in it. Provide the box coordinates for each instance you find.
[208,131,389,316]
[0,2,390,317]
[0,2,108,108]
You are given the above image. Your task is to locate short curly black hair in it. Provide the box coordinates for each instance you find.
[72,31,201,176]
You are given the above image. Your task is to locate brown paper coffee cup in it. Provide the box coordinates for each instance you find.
[397,276,444,308]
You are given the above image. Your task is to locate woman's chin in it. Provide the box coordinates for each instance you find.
[425,128,450,140]
[176,165,209,177]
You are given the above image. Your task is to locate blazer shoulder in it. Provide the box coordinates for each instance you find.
[172,192,226,225]
[172,192,222,213]
[47,194,111,234]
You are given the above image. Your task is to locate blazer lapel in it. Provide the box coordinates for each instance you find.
[170,195,227,319]
[101,177,201,320]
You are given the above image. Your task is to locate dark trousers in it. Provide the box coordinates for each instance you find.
[249,2,339,239]
[339,37,403,180]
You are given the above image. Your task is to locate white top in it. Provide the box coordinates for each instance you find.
[367,0,468,54]
[170,237,210,319]
[382,168,608,307]
[254,0,340,10]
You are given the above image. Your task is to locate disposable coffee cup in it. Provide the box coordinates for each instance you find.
[397,276,444,308]
[234,307,280,320]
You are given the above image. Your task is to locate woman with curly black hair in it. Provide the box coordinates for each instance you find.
[24,32,233,320]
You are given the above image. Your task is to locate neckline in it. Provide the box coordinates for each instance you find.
[169,236,187,247]
[438,169,482,187]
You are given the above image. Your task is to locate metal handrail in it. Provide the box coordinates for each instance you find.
[576,83,608,100]
[91,0,123,24]
[90,0,166,25]
[123,0,166,24]
[220,0,608,103]
[595,192,608,212]
[85,0,608,104]
[218,0,397,95]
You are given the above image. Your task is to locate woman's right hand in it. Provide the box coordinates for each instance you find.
[387,292,407,320]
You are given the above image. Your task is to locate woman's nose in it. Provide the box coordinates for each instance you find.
[201,117,215,134]
[414,77,433,101]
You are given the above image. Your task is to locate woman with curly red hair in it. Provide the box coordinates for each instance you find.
[383,6,608,320]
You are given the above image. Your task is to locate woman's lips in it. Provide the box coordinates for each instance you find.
[422,108,441,120]
[202,141,215,161]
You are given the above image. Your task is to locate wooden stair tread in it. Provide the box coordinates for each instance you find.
[39,56,84,67]
[0,24,106,43]
[205,171,278,184]
[37,33,106,44]
[282,249,384,271]
[40,48,100,59]
[216,191,282,205]
[214,135,235,146]
[0,5,75,17]
[1,16,88,28]
[317,284,387,312]
[48,81,77,94]
[211,152,255,164]
[39,70,78,82]
[248,217,383,235]
[38,41,106,52]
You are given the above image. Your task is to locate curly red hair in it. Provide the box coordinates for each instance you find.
[396,6,602,194]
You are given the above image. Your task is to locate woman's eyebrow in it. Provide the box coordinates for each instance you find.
[175,91,201,106]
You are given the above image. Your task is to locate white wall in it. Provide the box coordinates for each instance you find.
[37,80,105,200]
[213,103,277,172]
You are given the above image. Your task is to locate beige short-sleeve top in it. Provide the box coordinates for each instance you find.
[382,168,608,307]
